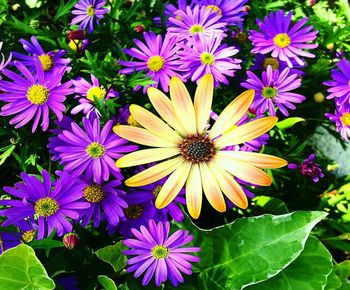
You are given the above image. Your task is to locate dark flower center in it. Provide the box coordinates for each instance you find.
[263,58,280,70]
[124,204,143,219]
[180,135,215,163]
[84,184,105,203]
[35,197,59,217]
[151,245,169,259]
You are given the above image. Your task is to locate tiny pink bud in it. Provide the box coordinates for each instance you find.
[63,232,80,250]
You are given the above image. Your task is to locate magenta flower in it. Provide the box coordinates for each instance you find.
[288,154,324,182]
[249,10,318,67]
[119,32,183,93]
[326,104,350,142]
[124,220,200,287]
[241,65,305,116]
[71,0,108,34]
[72,74,119,116]
[177,34,241,85]
[0,59,73,132]
[323,59,350,107]
[168,5,226,41]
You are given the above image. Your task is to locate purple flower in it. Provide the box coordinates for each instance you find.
[79,177,127,228]
[323,59,350,107]
[119,32,183,93]
[154,0,194,26]
[0,59,73,132]
[0,42,12,74]
[123,219,200,287]
[288,154,324,182]
[72,74,119,116]
[71,0,108,34]
[168,5,227,41]
[177,34,241,85]
[48,116,137,184]
[193,0,248,28]
[241,65,305,116]
[250,53,305,76]
[249,10,318,67]
[326,105,350,142]
[12,36,70,74]
[0,170,89,239]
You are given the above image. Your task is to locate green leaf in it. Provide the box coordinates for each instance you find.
[247,236,333,290]
[193,211,327,290]
[276,117,305,130]
[95,241,127,272]
[54,0,78,22]
[98,275,118,290]
[334,261,350,281]
[0,244,55,289]
[325,268,343,290]
[0,144,15,165]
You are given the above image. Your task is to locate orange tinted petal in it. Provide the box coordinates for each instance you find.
[186,164,202,219]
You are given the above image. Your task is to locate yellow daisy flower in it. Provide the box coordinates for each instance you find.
[113,74,287,219]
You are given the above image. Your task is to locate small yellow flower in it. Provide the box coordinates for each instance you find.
[114,74,287,219]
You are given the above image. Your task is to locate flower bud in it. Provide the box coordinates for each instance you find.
[68,30,86,41]
[63,232,80,250]
[134,25,145,33]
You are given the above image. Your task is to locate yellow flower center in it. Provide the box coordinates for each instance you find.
[180,134,215,163]
[22,230,36,243]
[263,57,280,70]
[87,86,106,102]
[124,204,143,219]
[151,245,169,259]
[190,24,204,35]
[86,142,105,158]
[83,184,105,203]
[68,40,83,52]
[200,52,215,66]
[34,197,59,217]
[38,54,54,71]
[147,55,165,72]
[26,84,50,105]
[341,113,350,126]
[86,5,95,16]
[262,86,278,99]
[152,185,162,198]
[127,115,141,127]
[273,33,291,48]
[206,5,222,15]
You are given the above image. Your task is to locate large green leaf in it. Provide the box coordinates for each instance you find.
[0,244,55,290]
[325,269,343,290]
[247,236,333,290]
[95,241,127,272]
[194,211,327,290]
[98,275,118,290]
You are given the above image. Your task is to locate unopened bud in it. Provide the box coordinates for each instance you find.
[134,25,145,33]
[314,92,325,103]
[63,232,80,250]
[68,30,85,41]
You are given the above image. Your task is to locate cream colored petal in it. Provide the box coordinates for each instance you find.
[199,162,226,212]
[129,104,182,144]
[186,164,202,219]
[169,76,197,135]
[217,151,287,169]
[113,125,177,147]
[215,116,278,148]
[125,157,184,187]
[147,87,187,136]
[208,161,248,209]
[194,74,214,134]
[209,90,255,139]
[116,148,180,168]
[215,155,272,186]
[155,161,191,209]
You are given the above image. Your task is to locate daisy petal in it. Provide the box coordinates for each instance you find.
[186,164,202,219]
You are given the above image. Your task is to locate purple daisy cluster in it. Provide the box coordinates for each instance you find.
[119,1,249,90]
[324,59,350,141]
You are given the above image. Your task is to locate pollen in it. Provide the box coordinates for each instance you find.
[26,84,50,105]
[87,86,106,102]
[200,52,215,66]
[86,5,95,16]
[262,86,278,99]
[34,197,59,217]
[263,57,280,70]
[22,230,36,243]
[151,245,169,259]
[86,142,105,158]
[152,185,162,198]
[84,184,105,203]
[341,113,350,126]
[180,135,215,163]
[190,24,204,35]
[147,55,165,72]
[206,5,222,15]
[38,54,54,71]
[273,33,291,48]
[124,204,144,219]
